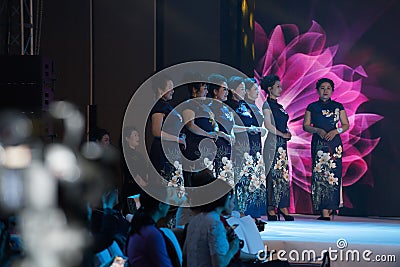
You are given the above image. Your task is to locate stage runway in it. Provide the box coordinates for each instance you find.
[259,214,400,266]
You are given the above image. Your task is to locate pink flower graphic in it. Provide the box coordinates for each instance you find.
[254,21,383,212]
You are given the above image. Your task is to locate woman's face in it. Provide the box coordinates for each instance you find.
[214,82,229,101]
[233,82,246,100]
[317,82,333,101]
[268,80,282,98]
[246,83,259,101]
[194,83,208,98]
[161,80,174,101]
[99,134,110,146]
[126,130,140,148]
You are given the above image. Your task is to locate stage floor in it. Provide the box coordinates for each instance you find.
[259,214,400,266]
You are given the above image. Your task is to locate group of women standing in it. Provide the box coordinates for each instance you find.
[145,72,349,221]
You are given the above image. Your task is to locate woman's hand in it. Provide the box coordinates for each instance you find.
[258,127,267,137]
[207,131,218,140]
[281,132,292,140]
[229,235,241,253]
[217,131,234,143]
[324,129,338,141]
[178,136,186,150]
[247,125,258,134]
[317,129,327,139]
[102,190,118,210]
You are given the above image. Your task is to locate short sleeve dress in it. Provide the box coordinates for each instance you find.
[263,97,291,211]
[306,99,344,211]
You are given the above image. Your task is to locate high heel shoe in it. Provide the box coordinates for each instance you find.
[267,214,278,221]
[317,216,330,221]
[277,209,294,221]
[329,209,337,220]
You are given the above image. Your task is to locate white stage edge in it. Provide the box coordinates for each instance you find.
[259,214,400,267]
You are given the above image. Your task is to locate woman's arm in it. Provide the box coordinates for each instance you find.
[151,113,185,146]
[182,109,217,139]
[208,217,240,267]
[217,125,236,143]
[324,109,350,141]
[263,108,291,139]
[211,238,240,267]
[339,109,350,132]
[303,110,326,139]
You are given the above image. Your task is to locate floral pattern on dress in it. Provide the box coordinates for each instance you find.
[236,152,266,214]
[167,161,185,199]
[217,157,235,187]
[311,141,342,210]
[202,157,235,187]
[322,108,340,127]
[270,146,290,207]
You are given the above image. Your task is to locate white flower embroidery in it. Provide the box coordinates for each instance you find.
[167,161,185,198]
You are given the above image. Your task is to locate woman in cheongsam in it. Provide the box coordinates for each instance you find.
[303,77,350,220]
[243,78,266,156]
[225,76,256,165]
[149,74,185,189]
[261,75,294,221]
[207,74,235,186]
[226,77,267,218]
[181,73,219,186]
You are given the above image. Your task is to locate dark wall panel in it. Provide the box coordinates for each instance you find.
[93,0,154,143]
[40,1,154,143]
[158,0,221,68]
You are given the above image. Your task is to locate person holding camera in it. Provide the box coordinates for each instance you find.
[183,170,240,267]
[221,192,291,267]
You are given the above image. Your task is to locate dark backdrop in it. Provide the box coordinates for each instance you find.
[40,0,155,144]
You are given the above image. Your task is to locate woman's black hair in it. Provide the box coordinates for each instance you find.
[227,76,244,101]
[260,74,280,95]
[243,77,258,92]
[207,73,227,98]
[190,169,233,213]
[122,126,138,140]
[316,78,335,91]
[184,72,207,98]
[189,169,216,210]
[200,182,233,213]
[152,74,172,95]
[127,186,168,235]
[90,128,110,142]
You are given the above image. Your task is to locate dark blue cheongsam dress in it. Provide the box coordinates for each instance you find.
[209,100,235,184]
[306,99,344,211]
[244,98,264,157]
[263,97,290,210]
[181,99,215,178]
[150,99,183,184]
[227,98,266,217]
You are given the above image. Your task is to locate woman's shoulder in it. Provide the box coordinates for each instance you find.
[151,99,170,114]
[331,100,344,109]
[203,211,224,226]
[141,225,163,239]
[306,100,319,110]
[262,99,270,110]
[181,99,201,111]
[191,212,220,224]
